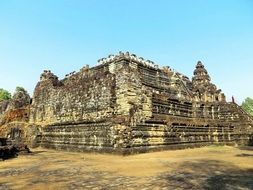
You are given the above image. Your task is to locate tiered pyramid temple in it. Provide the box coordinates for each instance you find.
[1,52,252,154]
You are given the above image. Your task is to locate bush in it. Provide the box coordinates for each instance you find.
[0,88,11,101]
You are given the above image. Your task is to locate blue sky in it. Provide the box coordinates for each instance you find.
[0,0,252,104]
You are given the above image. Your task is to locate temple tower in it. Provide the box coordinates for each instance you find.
[192,61,225,102]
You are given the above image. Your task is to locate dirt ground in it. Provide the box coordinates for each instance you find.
[0,145,253,190]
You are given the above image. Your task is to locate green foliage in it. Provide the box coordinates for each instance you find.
[241,97,253,117]
[0,88,11,101]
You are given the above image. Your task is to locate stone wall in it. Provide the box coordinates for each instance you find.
[30,65,116,125]
[120,58,252,152]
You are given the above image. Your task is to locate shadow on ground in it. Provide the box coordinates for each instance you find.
[158,160,253,190]
[236,153,253,157]
[0,146,253,190]
[238,146,253,151]
[29,150,47,155]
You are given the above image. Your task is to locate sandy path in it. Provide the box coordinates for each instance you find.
[0,146,253,190]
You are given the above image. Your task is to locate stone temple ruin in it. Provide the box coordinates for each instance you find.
[0,52,253,154]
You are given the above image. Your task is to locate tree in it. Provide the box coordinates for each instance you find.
[241,97,253,117]
[0,88,11,101]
